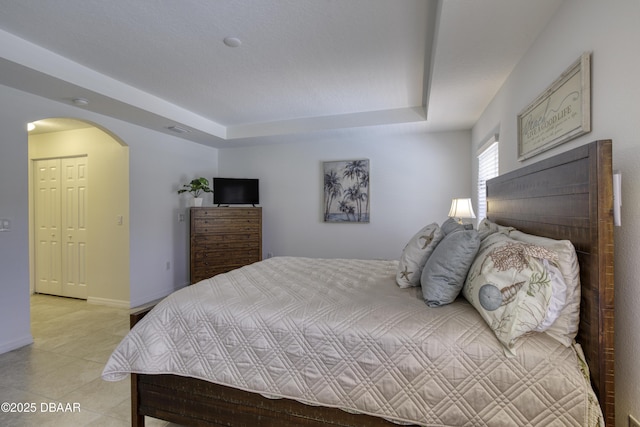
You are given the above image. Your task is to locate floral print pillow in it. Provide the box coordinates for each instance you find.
[463,232,566,350]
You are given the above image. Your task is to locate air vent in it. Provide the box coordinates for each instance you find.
[166,125,192,134]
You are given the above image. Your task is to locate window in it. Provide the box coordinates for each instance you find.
[477,136,499,221]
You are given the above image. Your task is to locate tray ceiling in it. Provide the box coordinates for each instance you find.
[0,0,562,147]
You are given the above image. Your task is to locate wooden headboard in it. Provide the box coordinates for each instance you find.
[486,140,614,426]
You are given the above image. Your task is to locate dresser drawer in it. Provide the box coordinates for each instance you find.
[193,218,261,233]
[191,208,261,219]
[192,248,260,262]
[192,233,260,245]
[192,241,260,253]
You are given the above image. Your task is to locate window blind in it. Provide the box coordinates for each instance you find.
[477,141,499,221]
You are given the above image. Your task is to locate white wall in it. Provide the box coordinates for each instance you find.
[128,126,218,306]
[0,84,218,353]
[219,128,471,260]
[472,1,640,424]
[0,86,32,353]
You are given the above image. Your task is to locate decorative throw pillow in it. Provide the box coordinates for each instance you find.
[395,223,445,288]
[440,217,465,235]
[534,260,567,332]
[462,233,567,350]
[421,229,480,307]
[508,230,580,346]
[477,218,515,241]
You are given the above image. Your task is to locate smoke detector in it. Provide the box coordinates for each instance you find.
[223,37,242,48]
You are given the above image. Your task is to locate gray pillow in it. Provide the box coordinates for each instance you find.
[421,229,480,307]
[440,217,465,235]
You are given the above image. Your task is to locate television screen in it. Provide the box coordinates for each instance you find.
[213,178,259,206]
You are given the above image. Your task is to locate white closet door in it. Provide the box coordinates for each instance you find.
[34,156,88,299]
[60,157,88,299]
[34,159,62,296]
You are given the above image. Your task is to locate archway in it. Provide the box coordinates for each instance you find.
[28,118,131,306]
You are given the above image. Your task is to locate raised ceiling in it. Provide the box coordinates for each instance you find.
[0,0,562,147]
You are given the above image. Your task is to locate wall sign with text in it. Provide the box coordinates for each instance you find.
[517,52,591,161]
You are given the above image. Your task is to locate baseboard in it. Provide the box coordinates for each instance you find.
[87,296,131,309]
[0,334,34,355]
[129,283,188,309]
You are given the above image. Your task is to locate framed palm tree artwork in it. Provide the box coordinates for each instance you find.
[323,159,370,223]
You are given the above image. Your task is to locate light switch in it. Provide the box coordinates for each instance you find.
[613,170,621,226]
[0,218,10,231]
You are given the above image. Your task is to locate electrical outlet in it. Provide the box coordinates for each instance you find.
[0,218,10,231]
[630,414,640,427]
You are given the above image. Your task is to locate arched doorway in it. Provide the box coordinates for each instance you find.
[28,118,130,306]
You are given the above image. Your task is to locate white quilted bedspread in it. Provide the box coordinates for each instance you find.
[102,257,602,426]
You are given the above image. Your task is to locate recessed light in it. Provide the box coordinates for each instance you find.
[223,37,242,48]
[27,122,36,131]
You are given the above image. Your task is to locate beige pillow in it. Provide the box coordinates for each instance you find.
[396,223,445,288]
[477,218,514,241]
[463,233,567,350]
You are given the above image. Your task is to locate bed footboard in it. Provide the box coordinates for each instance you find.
[130,306,154,427]
[133,374,407,427]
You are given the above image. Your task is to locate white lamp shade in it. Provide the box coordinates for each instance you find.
[448,198,476,219]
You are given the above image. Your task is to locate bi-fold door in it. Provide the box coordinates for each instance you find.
[33,156,88,299]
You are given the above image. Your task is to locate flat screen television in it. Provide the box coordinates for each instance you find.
[213,178,259,206]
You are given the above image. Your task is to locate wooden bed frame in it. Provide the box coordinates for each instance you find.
[129,140,614,426]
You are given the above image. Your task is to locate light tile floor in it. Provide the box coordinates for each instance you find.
[0,294,180,427]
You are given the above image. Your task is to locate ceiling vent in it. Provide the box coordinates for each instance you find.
[166,125,192,134]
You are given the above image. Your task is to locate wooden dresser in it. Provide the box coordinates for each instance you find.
[190,207,262,283]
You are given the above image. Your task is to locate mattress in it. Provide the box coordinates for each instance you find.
[102,256,603,426]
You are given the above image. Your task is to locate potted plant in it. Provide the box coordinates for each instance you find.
[178,177,212,207]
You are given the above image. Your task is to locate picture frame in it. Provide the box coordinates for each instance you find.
[517,52,591,161]
[323,159,370,223]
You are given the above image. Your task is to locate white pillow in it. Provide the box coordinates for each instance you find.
[395,223,445,288]
[508,230,580,346]
[535,260,568,332]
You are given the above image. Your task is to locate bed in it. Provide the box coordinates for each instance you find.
[103,139,614,426]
